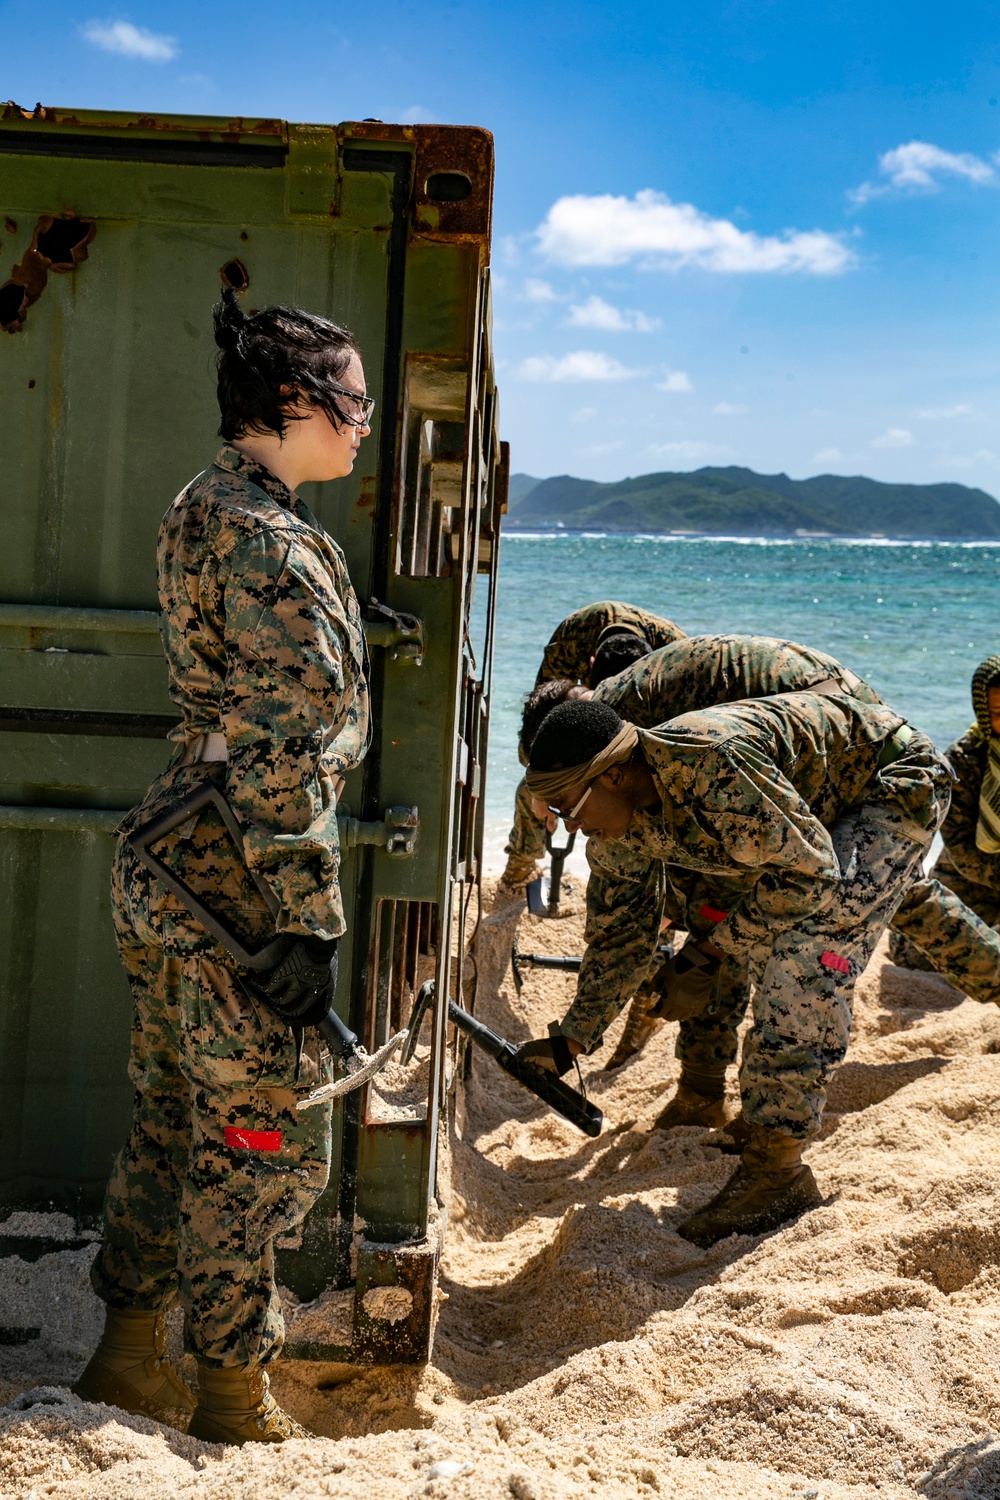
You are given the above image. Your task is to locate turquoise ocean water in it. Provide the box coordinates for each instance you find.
[474,533,1000,868]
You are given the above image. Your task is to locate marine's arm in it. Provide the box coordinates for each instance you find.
[558,840,667,1051]
[675,747,843,962]
[939,735,1000,886]
[220,526,364,939]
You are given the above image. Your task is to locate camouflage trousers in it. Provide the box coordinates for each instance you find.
[888,867,1000,1002]
[505,777,549,862]
[738,800,935,1139]
[90,767,334,1368]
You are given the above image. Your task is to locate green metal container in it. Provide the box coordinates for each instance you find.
[0,102,506,1363]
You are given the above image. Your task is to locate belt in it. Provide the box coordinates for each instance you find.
[877,723,914,770]
[181,732,228,765]
[809,669,864,698]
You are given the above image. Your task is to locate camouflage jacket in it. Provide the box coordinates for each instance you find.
[595,633,882,721]
[535,601,687,685]
[157,445,369,939]
[937,731,1000,890]
[562,693,946,1051]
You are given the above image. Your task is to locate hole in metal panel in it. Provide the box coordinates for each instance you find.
[0,281,28,333]
[35,215,94,269]
[220,258,250,291]
[424,171,472,203]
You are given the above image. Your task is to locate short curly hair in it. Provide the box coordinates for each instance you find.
[529,699,623,773]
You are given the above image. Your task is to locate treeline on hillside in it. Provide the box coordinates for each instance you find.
[506,467,1000,538]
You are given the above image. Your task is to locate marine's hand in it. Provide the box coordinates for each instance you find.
[647,945,720,1021]
[514,1033,578,1076]
[252,937,339,1028]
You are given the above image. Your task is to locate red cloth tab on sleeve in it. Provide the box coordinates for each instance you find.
[224,1127,283,1153]
[699,904,728,923]
[820,951,851,975]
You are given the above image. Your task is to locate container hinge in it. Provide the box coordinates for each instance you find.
[338,805,418,857]
[363,600,424,664]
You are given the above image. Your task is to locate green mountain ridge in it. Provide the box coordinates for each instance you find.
[506,467,1000,539]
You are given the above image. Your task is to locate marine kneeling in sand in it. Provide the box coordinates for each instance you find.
[516,693,951,1246]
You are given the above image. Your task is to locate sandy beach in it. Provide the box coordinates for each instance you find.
[3,875,1000,1500]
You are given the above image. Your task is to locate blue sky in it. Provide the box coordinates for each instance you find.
[8,1,1000,494]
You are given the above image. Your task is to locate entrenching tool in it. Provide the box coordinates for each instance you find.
[526,828,576,916]
[510,938,582,997]
[128,782,406,1104]
[403,981,602,1137]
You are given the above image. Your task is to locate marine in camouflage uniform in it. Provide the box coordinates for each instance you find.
[503,601,687,882]
[532,693,950,1135]
[588,637,1000,1098]
[524,692,951,1243]
[88,445,368,1374]
[890,653,1000,975]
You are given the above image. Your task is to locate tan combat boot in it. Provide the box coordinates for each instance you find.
[676,1125,822,1248]
[188,1363,312,1445]
[607,991,664,1069]
[73,1308,195,1429]
[652,1064,734,1130]
[498,853,541,894]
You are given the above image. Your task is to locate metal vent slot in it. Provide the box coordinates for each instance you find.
[370,898,438,1050]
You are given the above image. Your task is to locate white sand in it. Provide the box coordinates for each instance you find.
[3,876,1000,1499]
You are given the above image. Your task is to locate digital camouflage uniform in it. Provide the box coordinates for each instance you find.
[586,636,1000,1075]
[91,445,369,1369]
[890,728,1000,971]
[559,693,951,1138]
[505,602,687,867]
[592,634,881,1075]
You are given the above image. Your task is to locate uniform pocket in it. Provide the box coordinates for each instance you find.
[163,911,301,1091]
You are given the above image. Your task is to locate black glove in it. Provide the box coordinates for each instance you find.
[513,1033,575,1077]
[248,937,339,1029]
[647,945,720,1021]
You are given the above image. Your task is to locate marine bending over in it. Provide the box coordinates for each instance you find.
[516,690,951,1247]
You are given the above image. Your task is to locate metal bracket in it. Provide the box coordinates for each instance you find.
[363,599,424,664]
[338,805,418,858]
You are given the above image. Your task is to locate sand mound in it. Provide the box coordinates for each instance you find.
[3,883,1000,1499]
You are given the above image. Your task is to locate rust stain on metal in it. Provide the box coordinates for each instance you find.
[356,476,378,510]
[0,214,96,334]
[341,121,494,251]
[3,101,55,122]
[5,219,17,235]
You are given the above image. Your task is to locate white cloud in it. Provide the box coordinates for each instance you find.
[567,295,660,332]
[523,278,559,303]
[646,441,726,461]
[851,141,996,204]
[537,189,854,275]
[813,447,844,463]
[516,351,642,382]
[81,19,178,61]
[656,370,693,393]
[914,403,975,419]
[571,406,598,423]
[581,441,626,455]
[870,427,914,449]
[714,401,748,415]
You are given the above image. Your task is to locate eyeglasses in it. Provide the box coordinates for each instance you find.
[326,381,376,428]
[547,781,594,823]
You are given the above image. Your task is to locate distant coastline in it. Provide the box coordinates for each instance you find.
[505,466,1000,540]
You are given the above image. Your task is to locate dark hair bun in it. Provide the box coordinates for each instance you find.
[213,285,247,353]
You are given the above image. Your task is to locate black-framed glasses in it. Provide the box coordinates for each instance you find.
[326,381,376,428]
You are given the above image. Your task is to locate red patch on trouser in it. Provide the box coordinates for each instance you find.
[820,951,851,975]
[224,1128,282,1152]
[699,904,728,922]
